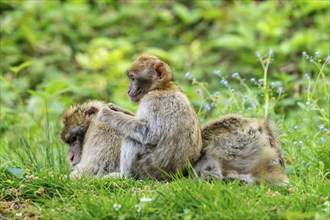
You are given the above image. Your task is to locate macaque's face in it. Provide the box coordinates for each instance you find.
[60,108,89,167]
[264,157,289,185]
[61,124,86,167]
[126,55,172,102]
[60,103,102,167]
[126,68,153,102]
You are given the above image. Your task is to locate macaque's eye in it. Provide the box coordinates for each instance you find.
[270,157,284,167]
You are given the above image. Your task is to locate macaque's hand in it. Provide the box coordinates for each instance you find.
[97,106,117,122]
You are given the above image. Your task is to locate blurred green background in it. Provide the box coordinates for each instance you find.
[0,0,329,138]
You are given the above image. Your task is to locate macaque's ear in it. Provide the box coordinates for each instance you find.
[154,62,166,80]
[83,106,99,116]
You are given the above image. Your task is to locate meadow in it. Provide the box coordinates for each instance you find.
[1,1,329,219]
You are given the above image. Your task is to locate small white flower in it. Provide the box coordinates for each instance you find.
[135,204,142,213]
[113,203,121,211]
[16,213,23,217]
[250,78,256,83]
[140,197,153,203]
[255,51,261,58]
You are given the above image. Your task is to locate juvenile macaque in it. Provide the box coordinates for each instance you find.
[60,100,134,178]
[98,54,202,180]
[194,114,289,185]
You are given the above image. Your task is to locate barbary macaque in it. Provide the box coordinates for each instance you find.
[60,100,134,178]
[98,54,202,180]
[194,114,289,185]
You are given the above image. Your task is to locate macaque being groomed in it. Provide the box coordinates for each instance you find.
[98,54,202,180]
[194,114,289,185]
[60,100,134,178]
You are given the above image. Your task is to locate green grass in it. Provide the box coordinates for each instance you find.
[1,52,329,219]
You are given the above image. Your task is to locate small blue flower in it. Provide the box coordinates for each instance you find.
[231,89,235,93]
[185,72,192,79]
[247,107,252,111]
[258,79,263,84]
[213,70,221,76]
[293,141,298,145]
[320,137,325,143]
[306,101,310,106]
[299,141,303,145]
[250,78,256,83]
[326,55,330,62]
[314,51,320,57]
[304,73,310,79]
[293,125,298,130]
[221,79,228,86]
[306,162,312,167]
[319,124,325,130]
[268,48,273,56]
[204,104,211,112]
[277,87,283,94]
[271,81,281,88]
[196,89,202,95]
[255,51,261,58]
[214,91,220,97]
[302,51,307,56]
[306,136,310,140]
[231,72,239,78]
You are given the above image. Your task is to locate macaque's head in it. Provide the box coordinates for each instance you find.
[60,100,105,167]
[126,54,173,102]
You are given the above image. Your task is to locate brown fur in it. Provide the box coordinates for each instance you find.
[194,114,289,185]
[60,100,134,178]
[98,54,202,180]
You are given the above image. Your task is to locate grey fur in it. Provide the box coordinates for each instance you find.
[194,114,289,185]
[61,100,134,178]
[98,54,202,180]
